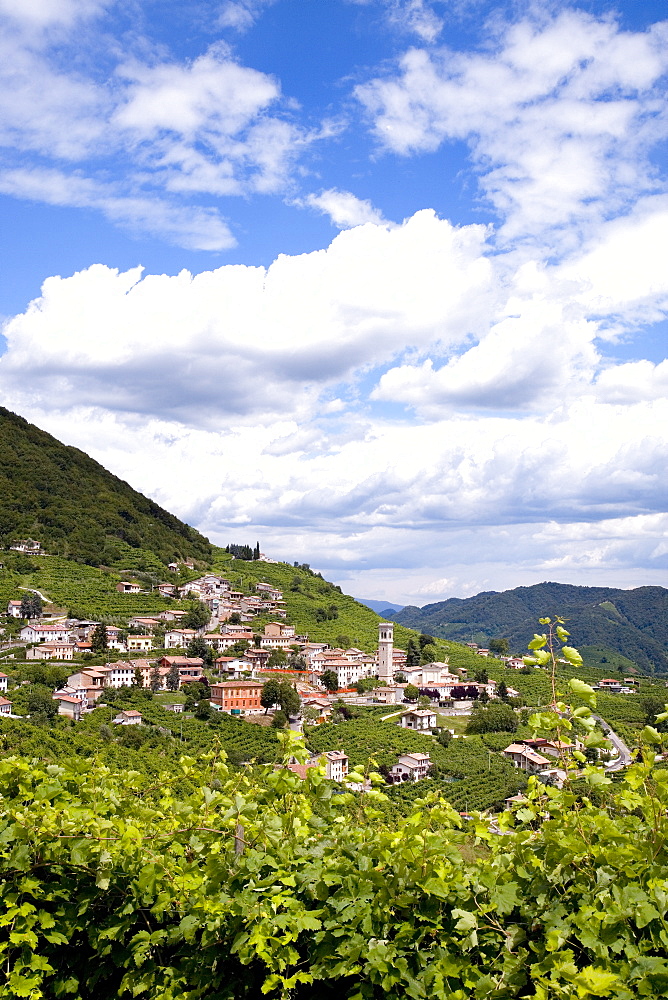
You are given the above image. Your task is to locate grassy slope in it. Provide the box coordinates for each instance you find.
[0,548,431,655]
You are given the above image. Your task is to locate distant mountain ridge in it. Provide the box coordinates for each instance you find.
[356,598,406,614]
[392,581,668,673]
[0,406,212,568]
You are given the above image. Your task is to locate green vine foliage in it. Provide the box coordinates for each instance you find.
[3,622,668,999]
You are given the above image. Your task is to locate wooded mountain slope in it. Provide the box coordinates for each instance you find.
[0,406,212,567]
[393,581,668,673]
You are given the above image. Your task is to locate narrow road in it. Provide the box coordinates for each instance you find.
[595,714,633,770]
[18,586,51,603]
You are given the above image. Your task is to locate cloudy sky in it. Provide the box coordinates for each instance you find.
[1,0,667,606]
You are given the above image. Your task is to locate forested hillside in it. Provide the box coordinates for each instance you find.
[0,406,212,567]
[393,582,668,673]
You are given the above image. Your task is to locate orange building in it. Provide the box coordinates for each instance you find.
[210,680,263,714]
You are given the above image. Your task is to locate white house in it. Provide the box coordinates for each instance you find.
[52,692,84,720]
[7,600,23,617]
[116,581,141,594]
[164,629,197,649]
[308,750,349,781]
[0,673,7,692]
[400,709,437,731]
[388,752,432,783]
[0,695,12,715]
[113,709,143,725]
[10,539,41,554]
[20,624,74,644]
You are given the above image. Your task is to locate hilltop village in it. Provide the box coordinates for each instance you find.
[1,555,653,797]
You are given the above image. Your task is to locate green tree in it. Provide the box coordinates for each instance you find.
[166,662,181,692]
[321,669,338,693]
[149,664,162,692]
[91,623,109,653]
[437,728,452,747]
[404,684,419,702]
[261,678,281,714]
[271,709,287,729]
[132,667,143,687]
[418,634,435,650]
[420,645,436,664]
[228,612,242,625]
[287,652,307,671]
[227,639,250,656]
[194,699,213,721]
[489,637,510,656]
[26,687,57,720]
[474,667,488,683]
[187,637,213,665]
[182,600,210,630]
[278,681,300,718]
[466,701,518,734]
[405,639,420,667]
[267,648,287,668]
[497,679,509,701]
[20,593,42,619]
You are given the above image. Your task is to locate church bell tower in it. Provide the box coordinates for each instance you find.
[378,621,394,683]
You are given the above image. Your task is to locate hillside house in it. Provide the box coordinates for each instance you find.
[113,709,143,725]
[52,692,84,720]
[26,642,75,661]
[157,583,176,597]
[0,696,12,715]
[205,631,253,652]
[307,750,348,781]
[0,673,7,692]
[127,617,162,632]
[597,678,623,692]
[168,563,179,572]
[244,648,270,671]
[264,622,296,638]
[66,670,108,704]
[212,656,254,679]
[505,658,526,670]
[388,752,432,783]
[502,743,552,773]
[518,738,577,759]
[157,656,205,683]
[7,599,23,617]
[164,629,197,649]
[400,709,437,731]
[116,581,141,594]
[10,539,42,554]
[127,635,153,652]
[20,624,74,644]
[302,697,332,721]
[99,661,140,688]
[159,609,189,622]
[209,680,263,714]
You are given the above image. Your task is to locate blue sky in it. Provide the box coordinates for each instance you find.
[1,0,667,605]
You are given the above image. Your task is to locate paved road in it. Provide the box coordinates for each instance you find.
[18,586,51,603]
[595,714,633,770]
